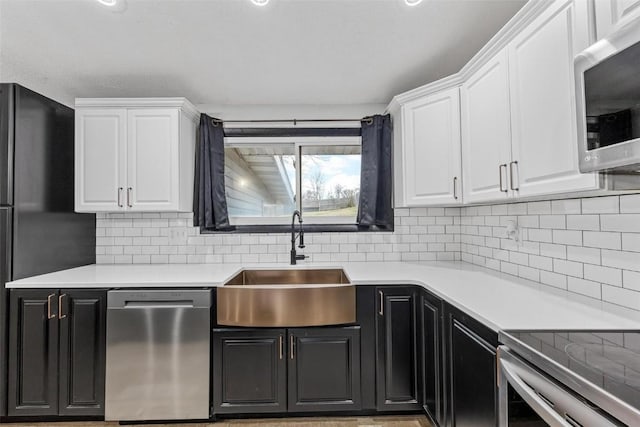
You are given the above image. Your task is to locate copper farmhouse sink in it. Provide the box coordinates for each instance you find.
[216,268,355,327]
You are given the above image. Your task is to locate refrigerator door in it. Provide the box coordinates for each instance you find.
[0,206,12,417]
[0,84,14,206]
[12,85,95,279]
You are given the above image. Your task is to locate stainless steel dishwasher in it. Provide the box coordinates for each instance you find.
[105,289,211,421]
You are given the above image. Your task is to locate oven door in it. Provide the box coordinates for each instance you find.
[497,346,620,427]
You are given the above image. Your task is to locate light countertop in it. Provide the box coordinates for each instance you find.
[7,261,640,332]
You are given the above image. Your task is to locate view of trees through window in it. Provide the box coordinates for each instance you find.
[301,145,361,219]
[224,142,361,223]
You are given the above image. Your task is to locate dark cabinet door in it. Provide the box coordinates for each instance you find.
[376,287,420,411]
[8,289,59,416]
[288,327,361,412]
[58,289,106,416]
[212,328,287,414]
[421,290,443,426]
[446,306,498,427]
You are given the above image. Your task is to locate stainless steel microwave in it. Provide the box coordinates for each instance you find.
[575,13,640,173]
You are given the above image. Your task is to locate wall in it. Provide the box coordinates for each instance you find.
[460,194,640,311]
[95,207,461,265]
[96,194,640,312]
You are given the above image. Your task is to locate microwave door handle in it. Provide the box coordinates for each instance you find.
[500,358,572,427]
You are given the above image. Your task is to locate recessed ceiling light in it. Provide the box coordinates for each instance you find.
[251,0,270,6]
[405,0,423,5]
[96,0,127,11]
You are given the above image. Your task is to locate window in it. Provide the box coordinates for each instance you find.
[223,137,362,226]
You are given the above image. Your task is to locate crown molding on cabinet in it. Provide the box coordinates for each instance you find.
[75,97,200,121]
[386,0,554,111]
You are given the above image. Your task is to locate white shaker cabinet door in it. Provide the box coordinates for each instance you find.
[75,109,127,212]
[507,0,600,198]
[461,48,512,204]
[595,0,640,39]
[126,109,180,211]
[401,87,462,206]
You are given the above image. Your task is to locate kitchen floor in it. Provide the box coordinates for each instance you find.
[0,416,432,427]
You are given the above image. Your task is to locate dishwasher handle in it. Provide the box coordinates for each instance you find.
[124,300,195,308]
[107,290,211,309]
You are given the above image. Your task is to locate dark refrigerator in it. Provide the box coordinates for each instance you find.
[0,83,96,417]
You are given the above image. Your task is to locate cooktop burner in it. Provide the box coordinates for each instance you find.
[503,330,640,412]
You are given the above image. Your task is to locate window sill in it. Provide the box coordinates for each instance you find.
[199,223,394,234]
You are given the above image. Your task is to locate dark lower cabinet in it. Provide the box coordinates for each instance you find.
[212,326,361,415]
[212,328,287,414]
[421,290,444,426]
[8,289,58,416]
[445,303,498,427]
[288,327,361,412]
[376,287,421,411]
[8,288,106,417]
[58,290,106,416]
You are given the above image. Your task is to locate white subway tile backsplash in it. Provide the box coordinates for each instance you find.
[566,215,599,231]
[540,215,566,229]
[602,285,640,310]
[602,250,640,272]
[553,259,583,278]
[601,214,640,232]
[567,277,601,299]
[581,196,619,214]
[620,194,640,213]
[459,195,640,311]
[621,233,640,252]
[98,195,640,311]
[583,231,621,250]
[552,230,582,246]
[551,199,581,214]
[566,246,600,266]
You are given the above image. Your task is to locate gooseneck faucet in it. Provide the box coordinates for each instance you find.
[290,210,307,265]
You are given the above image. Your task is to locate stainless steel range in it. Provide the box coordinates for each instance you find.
[498,330,640,426]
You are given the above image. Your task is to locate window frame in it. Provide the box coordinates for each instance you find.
[223,135,362,227]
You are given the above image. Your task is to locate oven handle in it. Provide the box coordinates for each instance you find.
[499,352,572,427]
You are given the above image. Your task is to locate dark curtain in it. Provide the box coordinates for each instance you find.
[193,114,231,230]
[357,114,393,228]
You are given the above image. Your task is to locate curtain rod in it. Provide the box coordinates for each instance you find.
[211,117,374,126]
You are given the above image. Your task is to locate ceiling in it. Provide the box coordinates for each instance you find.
[0,0,526,108]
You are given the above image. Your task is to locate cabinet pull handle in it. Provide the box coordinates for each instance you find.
[510,161,519,191]
[118,187,124,207]
[279,335,283,360]
[499,164,508,193]
[127,187,133,208]
[379,290,384,316]
[453,176,458,200]
[58,294,67,319]
[47,293,56,320]
[290,335,295,359]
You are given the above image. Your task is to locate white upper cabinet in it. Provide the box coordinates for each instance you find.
[595,0,640,39]
[75,98,198,213]
[507,0,600,198]
[75,109,127,211]
[395,87,462,207]
[461,48,512,204]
